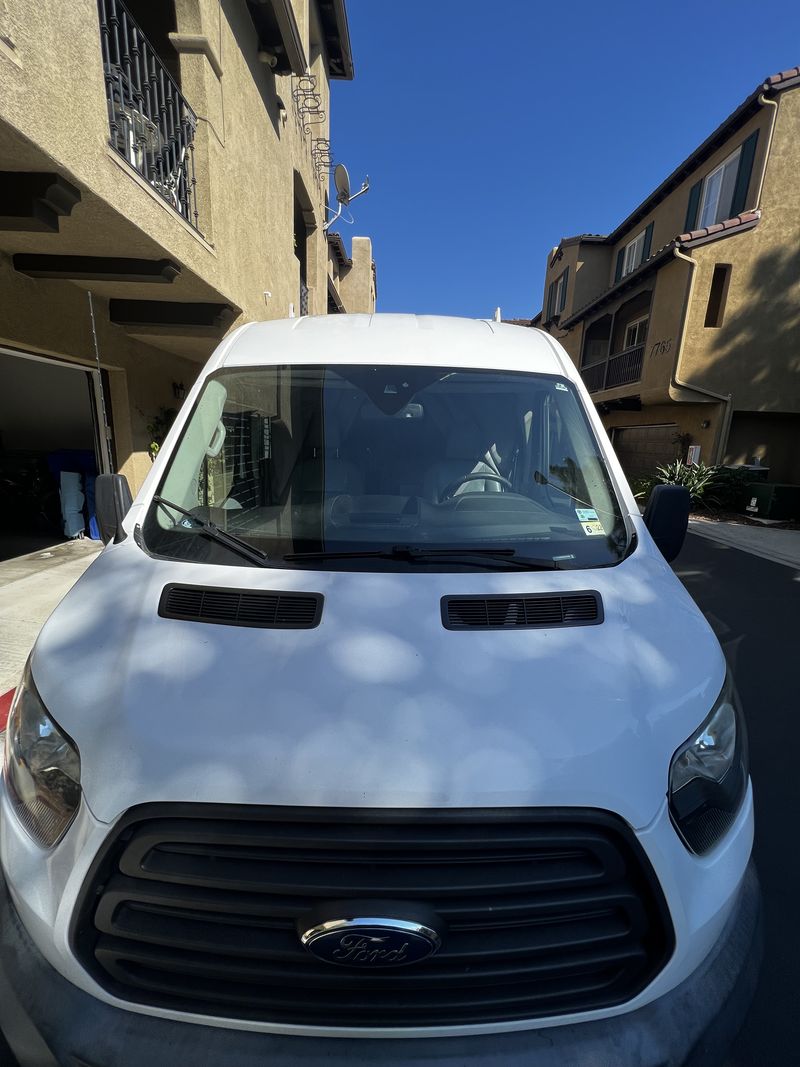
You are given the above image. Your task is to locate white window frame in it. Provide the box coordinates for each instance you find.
[547,269,568,320]
[697,146,741,229]
[623,315,649,351]
[622,230,646,276]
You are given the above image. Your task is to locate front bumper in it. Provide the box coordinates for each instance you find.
[0,861,761,1067]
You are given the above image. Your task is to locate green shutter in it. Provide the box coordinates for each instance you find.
[559,266,569,312]
[614,249,624,283]
[730,130,759,216]
[684,180,702,232]
[642,222,654,263]
[546,282,554,320]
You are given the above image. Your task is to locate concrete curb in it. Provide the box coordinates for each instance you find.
[688,522,800,570]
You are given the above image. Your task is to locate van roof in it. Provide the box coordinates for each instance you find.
[217,315,568,377]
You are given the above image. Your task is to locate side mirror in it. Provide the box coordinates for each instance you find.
[643,484,690,562]
[95,473,133,545]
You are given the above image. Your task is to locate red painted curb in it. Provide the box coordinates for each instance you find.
[0,689,14,732]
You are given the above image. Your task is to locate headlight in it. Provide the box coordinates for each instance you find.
[3,664,81,848]
[668,672,748,855]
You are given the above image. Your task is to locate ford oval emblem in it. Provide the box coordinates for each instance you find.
[300,918,441,967]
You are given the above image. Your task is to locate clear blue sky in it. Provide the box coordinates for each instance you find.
[331,0,800,319]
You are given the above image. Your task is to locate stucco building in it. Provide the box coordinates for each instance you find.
[0,0,375,555]
[536,67,800,481]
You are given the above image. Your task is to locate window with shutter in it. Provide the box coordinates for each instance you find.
[622,230,646,276]
[547,269,568,320]
[694,132,758,231]
[698,147,740,228]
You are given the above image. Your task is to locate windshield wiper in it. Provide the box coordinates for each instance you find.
[283,545,561,570]
[152,495,271,568]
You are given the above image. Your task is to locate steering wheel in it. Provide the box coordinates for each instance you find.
[439,472,513,502]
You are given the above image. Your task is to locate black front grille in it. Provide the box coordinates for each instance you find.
[442,592,602,630]
[159,584,323,629]
[72,806,673,1027]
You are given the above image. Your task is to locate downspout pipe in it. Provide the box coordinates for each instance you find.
[754,92,779,208]
[670,246,733,465]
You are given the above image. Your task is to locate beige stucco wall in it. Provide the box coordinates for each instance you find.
[0,0,342,322]
[601,401,721,466]
[574,244,612,309]
[678,88,800,415]
[337,236,376,314]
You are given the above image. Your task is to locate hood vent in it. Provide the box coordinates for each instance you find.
[159,584,323,629]
[442,591,602,630]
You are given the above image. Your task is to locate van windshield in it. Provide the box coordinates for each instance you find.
[141,365,630,570]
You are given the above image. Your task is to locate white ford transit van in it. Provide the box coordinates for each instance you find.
[0,316,759,1066]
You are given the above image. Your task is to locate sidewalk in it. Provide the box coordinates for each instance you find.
[0,539,102,695]
[688,519,800,570]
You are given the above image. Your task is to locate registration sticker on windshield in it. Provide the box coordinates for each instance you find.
[575,508,599,522]
[581,521,605,536]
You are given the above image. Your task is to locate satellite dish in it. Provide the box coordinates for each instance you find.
[334,163,351,205]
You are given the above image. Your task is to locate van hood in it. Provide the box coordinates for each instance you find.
[31,528,724,829]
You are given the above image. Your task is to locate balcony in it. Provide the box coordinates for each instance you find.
[98,0,200,231]
[581,343,645,394]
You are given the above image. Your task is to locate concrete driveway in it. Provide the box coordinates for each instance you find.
[0,539,102,695]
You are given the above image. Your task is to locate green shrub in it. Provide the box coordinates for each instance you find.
[654,460,724,508]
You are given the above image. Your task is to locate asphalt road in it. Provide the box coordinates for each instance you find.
[0,532,793,1065]
[673,533,799,1067]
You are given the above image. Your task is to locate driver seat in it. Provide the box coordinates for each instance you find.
[424,425,520,503]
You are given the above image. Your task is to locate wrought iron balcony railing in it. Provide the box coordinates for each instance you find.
[98,0,200,231]
[580,362,607,393]
[581,343,645,394]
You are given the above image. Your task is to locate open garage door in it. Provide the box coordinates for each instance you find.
[0,349,111,561]
[611,424,680,481]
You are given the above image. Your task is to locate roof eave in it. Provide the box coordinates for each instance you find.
[317,0,355,80]
[327,231,352,267]
[604,70,800,245]
[561,210,762,326]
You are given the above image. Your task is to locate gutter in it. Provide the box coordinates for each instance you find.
[670,246,732,464]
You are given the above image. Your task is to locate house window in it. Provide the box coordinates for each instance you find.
[623,231,646,277]
[546,267,569,320]
[704,265,732,328]
[623,316,649,350]
[697,147,741,229]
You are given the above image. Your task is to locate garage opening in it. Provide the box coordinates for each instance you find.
[611,424,680,481]
[0,350,110,561]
